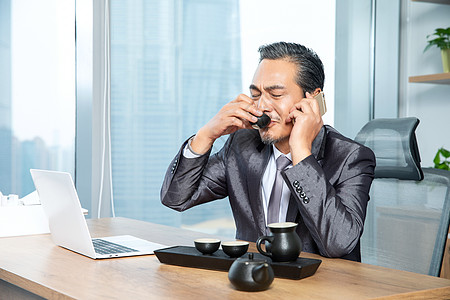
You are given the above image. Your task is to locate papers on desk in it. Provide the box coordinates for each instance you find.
[0,190,88,237]
[0,190,40,206]
[21,190,41,205]
[0,204,50,237]
[0,191,49,237]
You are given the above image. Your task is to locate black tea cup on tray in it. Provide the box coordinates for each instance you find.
[221,241,249,258]
[194,238,221,255]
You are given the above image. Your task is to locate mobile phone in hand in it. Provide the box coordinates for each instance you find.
[314,91,327,116]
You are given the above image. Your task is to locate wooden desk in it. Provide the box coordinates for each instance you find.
[1,217,449,299]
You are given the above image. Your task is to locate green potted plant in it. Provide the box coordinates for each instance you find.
[424,27,450,73]
[433,147,450,171]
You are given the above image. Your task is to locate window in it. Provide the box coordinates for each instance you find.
[110,0,241,237]
[1,0,335,238]
[0,0,75,197]
[109,0,336,238]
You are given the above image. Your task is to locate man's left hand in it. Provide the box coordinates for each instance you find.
[286,92,323,165]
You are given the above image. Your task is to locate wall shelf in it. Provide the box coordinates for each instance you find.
[411,0,450,4]
[409,73,450,84]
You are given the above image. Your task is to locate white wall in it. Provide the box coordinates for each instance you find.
[239,0,336,126]
[399,1,450,167]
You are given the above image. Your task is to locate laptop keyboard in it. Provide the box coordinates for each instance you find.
[92,238,138,255]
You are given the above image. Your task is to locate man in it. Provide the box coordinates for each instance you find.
[161,42,375,261]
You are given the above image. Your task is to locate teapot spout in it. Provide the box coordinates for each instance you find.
[252,263,274,285]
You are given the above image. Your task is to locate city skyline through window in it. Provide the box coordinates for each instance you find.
[0,0,335,239]
[0,0,75,198]
[110,0,241,237]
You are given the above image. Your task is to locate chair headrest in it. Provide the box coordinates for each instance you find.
[355,117,423,181]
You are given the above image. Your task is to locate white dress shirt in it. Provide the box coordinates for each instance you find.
[262,146,292,225]
[183,138,293,226]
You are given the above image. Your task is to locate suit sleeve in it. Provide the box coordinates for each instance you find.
[282,145,375,258]
[160,137,230,211]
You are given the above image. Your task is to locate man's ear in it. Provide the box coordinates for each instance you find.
[312,88,322,97]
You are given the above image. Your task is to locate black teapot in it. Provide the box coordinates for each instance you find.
[228,253,274,292]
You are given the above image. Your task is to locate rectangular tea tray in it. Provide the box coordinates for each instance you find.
[154,246,321,280]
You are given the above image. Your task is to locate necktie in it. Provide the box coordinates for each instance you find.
[267,155,291,225]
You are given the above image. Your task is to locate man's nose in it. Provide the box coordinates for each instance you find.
[257,95,272,111]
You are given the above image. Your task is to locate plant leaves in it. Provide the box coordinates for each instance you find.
[425,27,450,51]
[434,150,441,165]
[433,148,450,170]
[436,163,448,170]
[440,147,450,158]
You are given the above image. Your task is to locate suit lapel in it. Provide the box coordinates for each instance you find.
[247,142,271,236]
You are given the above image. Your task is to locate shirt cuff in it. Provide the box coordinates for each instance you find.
[183,136,202,158]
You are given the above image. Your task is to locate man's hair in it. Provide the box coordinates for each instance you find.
[258,42,324,93]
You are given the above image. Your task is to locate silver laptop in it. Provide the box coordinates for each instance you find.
[30,169,166,259]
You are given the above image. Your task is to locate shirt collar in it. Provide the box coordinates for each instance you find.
[272,145,292,162]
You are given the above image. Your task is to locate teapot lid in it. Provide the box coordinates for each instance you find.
[237,253,268,264]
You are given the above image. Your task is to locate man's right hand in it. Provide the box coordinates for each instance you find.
[190,94,263,154]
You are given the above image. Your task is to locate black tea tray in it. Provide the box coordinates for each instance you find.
[154,246,321,280]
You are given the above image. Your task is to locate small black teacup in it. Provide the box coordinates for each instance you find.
[194,238,221,255]
[221,241,249,258]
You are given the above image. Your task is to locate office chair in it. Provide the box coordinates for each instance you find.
[355,117,450,276]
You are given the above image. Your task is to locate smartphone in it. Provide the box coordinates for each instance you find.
[314,91,327,116]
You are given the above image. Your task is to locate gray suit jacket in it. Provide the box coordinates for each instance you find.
[161,126,375,261]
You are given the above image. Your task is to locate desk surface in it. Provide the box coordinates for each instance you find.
[0,217,449,299]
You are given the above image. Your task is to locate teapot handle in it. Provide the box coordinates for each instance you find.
[256,236,274,258]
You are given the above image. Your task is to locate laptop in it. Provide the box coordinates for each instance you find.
[30,169,166,259]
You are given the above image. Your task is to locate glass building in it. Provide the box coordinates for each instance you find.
[0,0,75,198]
[110,0,241,236]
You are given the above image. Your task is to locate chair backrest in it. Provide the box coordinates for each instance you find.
[355,117,423,180]
[356,118,450,276]
[361,168,450,276]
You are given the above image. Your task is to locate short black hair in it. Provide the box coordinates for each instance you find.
[258,42,325,94]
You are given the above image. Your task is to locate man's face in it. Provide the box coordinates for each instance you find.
[250,59,304,145]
